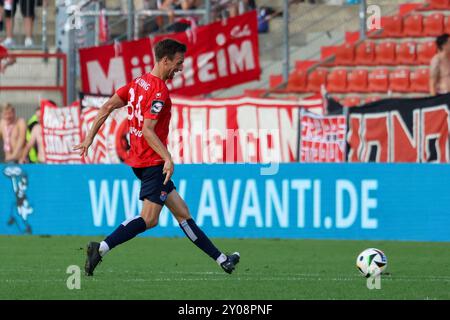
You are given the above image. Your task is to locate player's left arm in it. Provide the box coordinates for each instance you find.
[73,93,125,157]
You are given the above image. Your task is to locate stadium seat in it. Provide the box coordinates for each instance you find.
[403,14,424,37]
[347,69,369,92]
[375,41,396,65]
[287,70,308,92]
[445,16,450,34]
[326,69,348,93]
[342,96,361,107]
[423,13,444,36]
[410,68,430,93]
[417,41,437,65]
[334,43,355,65]
[377,15,403,38]
[364,96,382,104]
[306,69,328,92]
[426,0,450,9]
[355,41,376,65]
[269,74,283,89]
[396,41,417,65]
[389,68,411,92]
[368,69,389,92]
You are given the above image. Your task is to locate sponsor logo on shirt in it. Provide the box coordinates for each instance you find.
[151,100,164,114]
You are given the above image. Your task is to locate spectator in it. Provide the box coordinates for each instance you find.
[0,103,26,163]
[157,0,199,29]
[1,0,47,48]
[0,1,4,31]
[430,33,450,96]
[0,43,16,73]
[20,106,44,163]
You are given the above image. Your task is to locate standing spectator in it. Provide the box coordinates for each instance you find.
[2,0,47,48]
[20,106,44,163]
[0,1,4,31]
[430,33,450,96]
[0,103,26,163]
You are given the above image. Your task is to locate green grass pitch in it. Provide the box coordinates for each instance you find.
[0,236,449,300]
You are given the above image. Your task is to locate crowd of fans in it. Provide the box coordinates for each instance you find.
[0,103,43,164]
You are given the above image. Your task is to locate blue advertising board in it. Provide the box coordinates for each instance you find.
[0,163,449,241]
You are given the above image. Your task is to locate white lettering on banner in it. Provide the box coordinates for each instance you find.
[361,180,378,229]
[230,24,251,38]
[43,107,80,129]
[265,180,289,228]
[89,180,120,227]
[87,58,126,94]
[291,180,311,228]
[237,106,258,162]
[121,180,141,220]
[228,41,255,74]
[336,180,358,228]
[198,52,217,83]
[313,180,321,228]
[239,179,263,227]
[88,178,379,230]
[280,108,299,162]
[167,41,256,90]
[218,179,241,227]
[197,180,221,226]
[44,135,81,154]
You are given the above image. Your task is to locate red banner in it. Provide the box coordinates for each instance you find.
[300,110,347,162]
[41,100,83,163]
[43,95,322,164]
[79,11,260,96]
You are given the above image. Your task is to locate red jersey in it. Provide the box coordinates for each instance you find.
[116,73,172,168]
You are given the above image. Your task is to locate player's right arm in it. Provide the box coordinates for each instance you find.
[142,118,174,185]
[73,93,125,157]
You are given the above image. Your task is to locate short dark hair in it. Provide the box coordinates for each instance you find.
[436,33,449,51]
[154,39,187,62]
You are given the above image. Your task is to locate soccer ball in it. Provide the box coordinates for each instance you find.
[356,248,387,278]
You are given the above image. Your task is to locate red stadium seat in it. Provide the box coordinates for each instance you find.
[334,43,355,65]
[389,68,411,92]
[396,41,417,65]
[426,0,450,9]
[410,68,430,93]
[403,14,424,37]
[375,42,396,65]
[445,16,450,34]
[423,13,444,36]
[417,41,437,65]
[355,41,376,65]
[286,70,308,92]
[269,74,283,89]
[364,96,382,104]
[326,69,348,93]
[306,69,328,92]
[368,69,389,93]
[342,96,361,107]
[378,15,403,38]
[347,69,369,93]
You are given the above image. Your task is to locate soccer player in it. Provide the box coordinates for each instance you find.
[73,39,240,276]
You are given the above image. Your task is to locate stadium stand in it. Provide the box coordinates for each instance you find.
[267,0,450,106]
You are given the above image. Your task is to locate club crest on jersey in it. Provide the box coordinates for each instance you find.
[151,100,164,114]
[160,191,168,202]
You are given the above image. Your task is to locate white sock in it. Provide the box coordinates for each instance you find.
[99,241,110,257]
[216,253,227,265]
